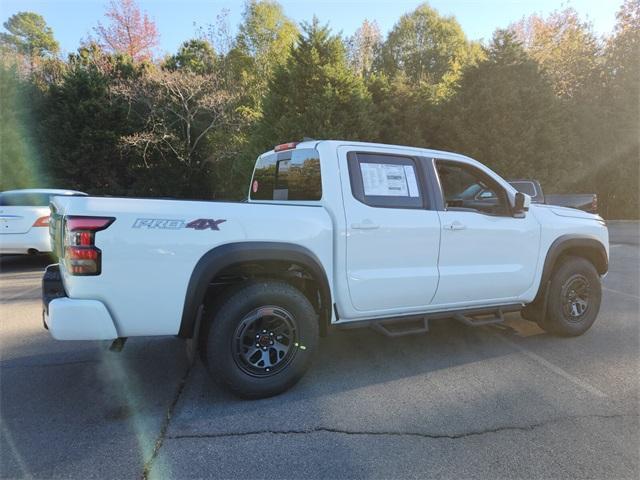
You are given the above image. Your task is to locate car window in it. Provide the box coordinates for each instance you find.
[347,152,425,209]
[0,192,52,206]
[251,148,321,201]
[436,161,509,216]
[510,181,537,197]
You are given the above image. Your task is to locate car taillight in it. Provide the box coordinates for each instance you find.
[63,216,114,276]
[33,216,50,227]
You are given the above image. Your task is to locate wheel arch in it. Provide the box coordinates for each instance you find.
[535,234,608,303]
[178,242,332,339]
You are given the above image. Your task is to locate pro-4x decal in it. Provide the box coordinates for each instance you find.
[133,218,226,231]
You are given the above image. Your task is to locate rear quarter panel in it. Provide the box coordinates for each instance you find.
[54,196,333,336]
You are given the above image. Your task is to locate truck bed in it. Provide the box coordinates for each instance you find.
[50,195,333,337]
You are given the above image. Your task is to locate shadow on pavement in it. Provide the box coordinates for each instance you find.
[0,254,54,274]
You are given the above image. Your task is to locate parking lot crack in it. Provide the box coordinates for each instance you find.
[168,412,637,442]
[142,361,193,480]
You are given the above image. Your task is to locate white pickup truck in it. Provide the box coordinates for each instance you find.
[43,140,609,398]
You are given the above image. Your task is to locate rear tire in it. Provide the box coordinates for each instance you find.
[540,256,601,337]
[202,281,318,399]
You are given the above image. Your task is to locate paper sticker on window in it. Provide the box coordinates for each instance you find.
[360,163,419,197]
[403,165,419,197]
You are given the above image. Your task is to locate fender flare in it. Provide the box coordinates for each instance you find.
[533,234,608,304]
[178,242,331,338]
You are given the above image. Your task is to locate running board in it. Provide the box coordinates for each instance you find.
[453,308,505,327]
[371,317,429,337]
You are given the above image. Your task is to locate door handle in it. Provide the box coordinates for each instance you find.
[351,220,379,230]
[443,221,466,231]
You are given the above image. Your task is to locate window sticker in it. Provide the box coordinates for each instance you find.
[360,163,419,197]
[403,165,420,197]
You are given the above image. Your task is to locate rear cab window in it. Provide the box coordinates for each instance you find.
[250,148,321,201]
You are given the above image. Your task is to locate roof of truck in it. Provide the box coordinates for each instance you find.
[265,139,475,163]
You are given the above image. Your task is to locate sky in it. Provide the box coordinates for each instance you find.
[0,0,624,57]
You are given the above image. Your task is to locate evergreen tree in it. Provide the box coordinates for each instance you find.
[163,39,216,74]
[438,30,567,187]
[40,45,143,194]
[0,12,59,71]
[258,18,374,145]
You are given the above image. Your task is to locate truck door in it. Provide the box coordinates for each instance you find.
[431,159,540,306]
[338,146,441,315]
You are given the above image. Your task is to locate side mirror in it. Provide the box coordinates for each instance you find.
[514,192,531,216]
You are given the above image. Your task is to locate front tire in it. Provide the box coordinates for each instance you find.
[540,256,601,337]
[202,281,318,399]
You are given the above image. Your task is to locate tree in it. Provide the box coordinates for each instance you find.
[257,18,374,146]
[41,44,143,194]
[235,0,297,74]
[115,68,244,197]
[94,0,159,62]
[367,72,428,145]
[438,30,568,186]
[0,12,59,69]
[511,8,600,98]
[586,0,640,217]
[164,39,216,74]
[0,63,48,190]
[346,19,382,78]
[227,0,298,112]
[380,3,482,101]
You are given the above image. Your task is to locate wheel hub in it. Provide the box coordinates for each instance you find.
[233,306,298,377]
[562,274,590,321]
[256,331,273,348]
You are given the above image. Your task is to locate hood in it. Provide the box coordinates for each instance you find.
[543,204,603,221]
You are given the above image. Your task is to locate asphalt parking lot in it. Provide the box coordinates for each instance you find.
[1,222,638,479]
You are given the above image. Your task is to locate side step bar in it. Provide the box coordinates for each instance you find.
[371,317,429,337]
[360,304,520,337]
[454,308,505,327]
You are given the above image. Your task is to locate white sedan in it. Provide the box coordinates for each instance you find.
[0,189,87,255]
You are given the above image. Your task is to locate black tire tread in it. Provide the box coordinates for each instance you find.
[542,255,601,337]
[202,280,318,399]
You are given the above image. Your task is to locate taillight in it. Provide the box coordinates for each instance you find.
[63,216,115,276]
[33,216,50,227]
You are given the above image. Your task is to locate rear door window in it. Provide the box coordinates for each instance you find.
[347,152,425,209]
[251,148,321,201]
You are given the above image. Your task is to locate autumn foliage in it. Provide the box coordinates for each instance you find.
[94,0,159,61]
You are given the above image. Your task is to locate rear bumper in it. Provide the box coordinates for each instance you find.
[42,264,118,340]
[0,229,51,254]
